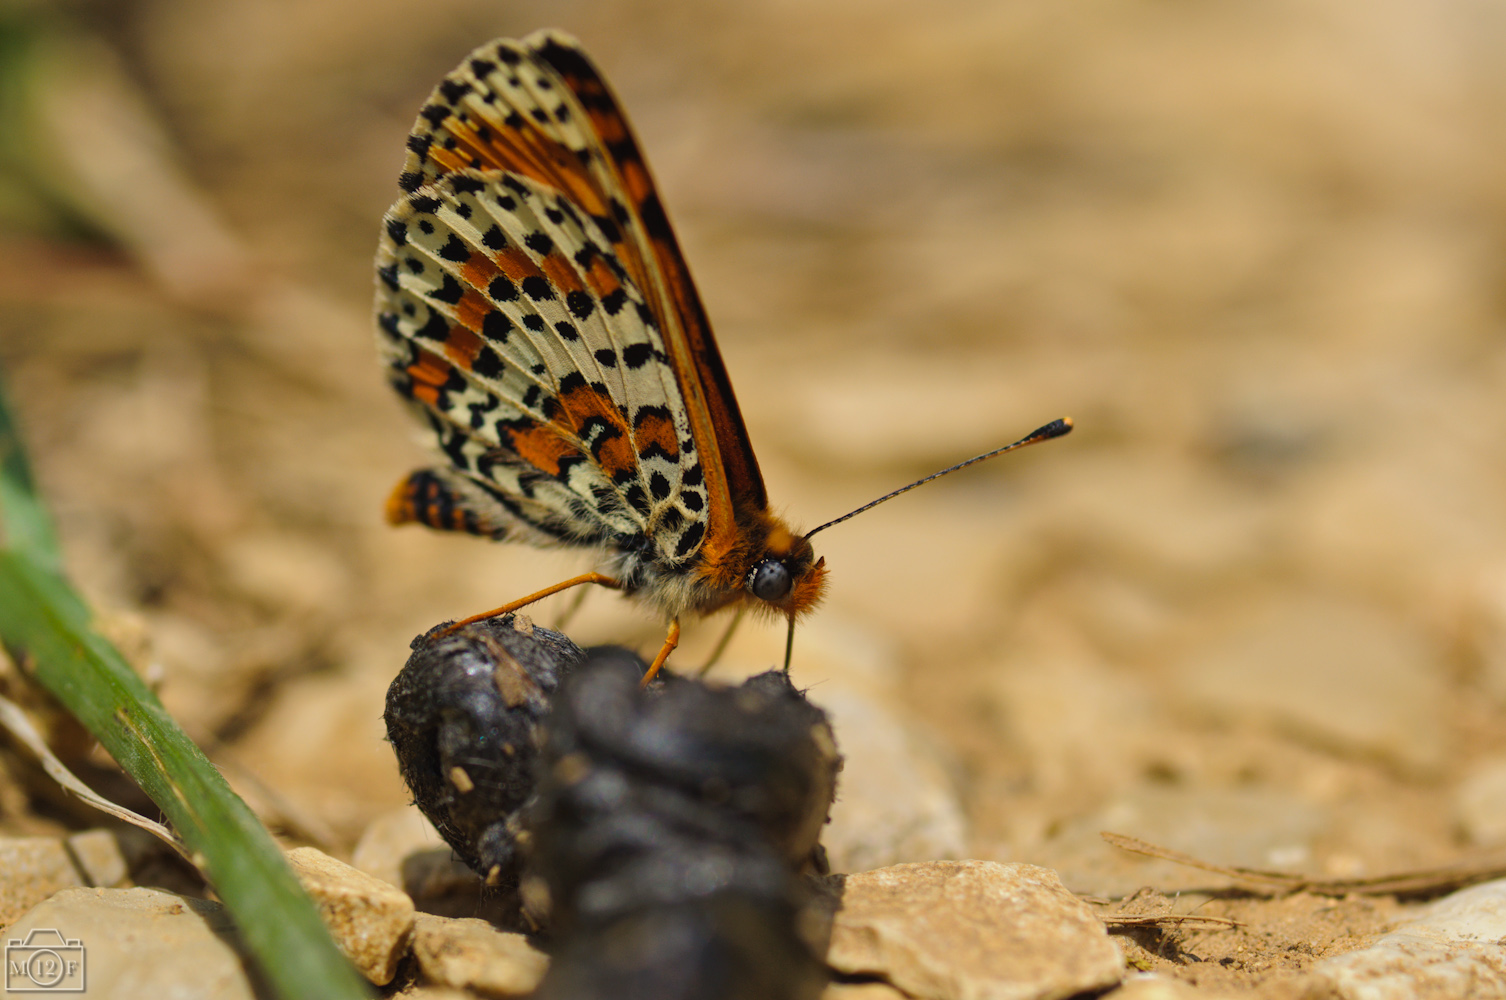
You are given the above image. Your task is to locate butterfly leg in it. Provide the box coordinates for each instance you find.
[695,606,745,678]
[639,618,681,687]
[439,572,622,636]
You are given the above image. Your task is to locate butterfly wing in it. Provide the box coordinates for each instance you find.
[390,31,769,562]
[377,167,709,566]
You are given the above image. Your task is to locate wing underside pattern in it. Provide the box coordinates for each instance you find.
[376,168,709,564]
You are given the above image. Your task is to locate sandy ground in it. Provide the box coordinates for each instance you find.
[6,0,1506,994]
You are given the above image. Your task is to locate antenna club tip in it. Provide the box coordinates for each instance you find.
[1039,416,1074,439]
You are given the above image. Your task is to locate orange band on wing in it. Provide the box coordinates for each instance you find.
[406,348,453,406]
[632,409,678,461]
[557,380,636,480]
[501,420,579,477]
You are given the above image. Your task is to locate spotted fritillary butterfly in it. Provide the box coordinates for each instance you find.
[375,31,1070,681]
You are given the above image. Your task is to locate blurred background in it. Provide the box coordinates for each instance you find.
[4,0,1506,908]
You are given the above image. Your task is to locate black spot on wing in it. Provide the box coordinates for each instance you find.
[415,309,449,341]
[473,345,503,379]
[438,79,472,104]
[622,343,653,369]
[428,273,466,305]
[600,288,627,316]
[489,275,518,302]
[674,521,705,558]
[481,310,511,343]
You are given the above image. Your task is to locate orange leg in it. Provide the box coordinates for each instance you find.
[438,572,622,637]
[639,617,681,687]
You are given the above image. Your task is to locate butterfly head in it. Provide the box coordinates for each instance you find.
[744,523,826,619]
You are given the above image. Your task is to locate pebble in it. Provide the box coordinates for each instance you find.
[0,831,131,925]
[4,886,253,999]
[66,829,131,888]
[1311,876,1506,998]
[822,985,911,1000]
[230,661,412,838]
[1455,756,1506,847]
[825,860,1123,1000]
[284,845,415,986]
[1173,594,1449,775]
[350,805,450,890]
[1099,977,1228,999]
[409,912,549,997]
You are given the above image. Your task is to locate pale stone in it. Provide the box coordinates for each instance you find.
[231,662,412,836]
[1174,594,1449,774]
[1100,975,1235,999]
[822,984,912,1000]
[827,861,1122,1000]
[410,912,549,997]
[65,830,131,889]
[285,845,415,985]
[351,805,449,891]
[3,886,253,998]
[1456,756,1506,847]
[1312,877,1506,999]
[0,836,96,925]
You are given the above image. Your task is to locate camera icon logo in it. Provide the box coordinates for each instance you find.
[4,929,86,992]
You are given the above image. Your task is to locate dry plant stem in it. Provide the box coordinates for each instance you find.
[0,379,369,1000]
[0,692,188,857]
[1103,831,1506,898]
[1101,914,1243,930]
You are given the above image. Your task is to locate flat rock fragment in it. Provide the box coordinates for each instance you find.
[826,860,1122,1000]
[410,912,549,997]
[1312,876,1506,999]
[285,845,415,985]
[4,886,254,998]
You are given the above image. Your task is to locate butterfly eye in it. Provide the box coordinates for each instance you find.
[747,559,793,603]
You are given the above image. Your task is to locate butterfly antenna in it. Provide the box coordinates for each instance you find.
[803,417,1073,541]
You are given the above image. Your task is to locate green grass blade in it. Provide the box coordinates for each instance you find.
[0,385,370,999]
[0,379,61,570]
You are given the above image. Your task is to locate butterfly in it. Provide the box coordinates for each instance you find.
[375,31,1070,683]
